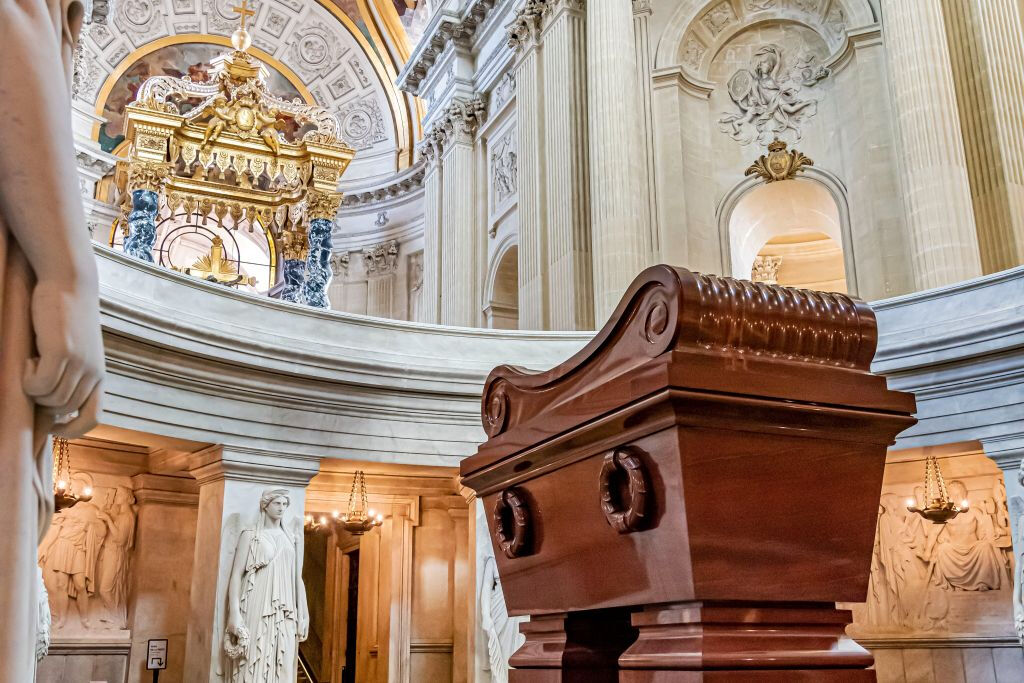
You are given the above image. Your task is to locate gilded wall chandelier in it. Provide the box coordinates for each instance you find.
[906,454,967,524]
[52,437,93,512]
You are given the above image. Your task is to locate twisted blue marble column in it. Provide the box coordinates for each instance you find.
[300,217,334,308]
[123,189,160,262]
[281,258,307,303]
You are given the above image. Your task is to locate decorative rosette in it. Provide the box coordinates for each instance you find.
[223,624,250,660]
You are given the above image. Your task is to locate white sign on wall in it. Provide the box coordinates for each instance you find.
[146,639,168,670]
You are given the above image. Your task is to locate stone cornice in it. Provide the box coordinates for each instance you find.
[397,0,500,95]
[341,162,426,207]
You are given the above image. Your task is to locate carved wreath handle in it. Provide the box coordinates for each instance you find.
[599,447,650,533]
[492,487,531,559]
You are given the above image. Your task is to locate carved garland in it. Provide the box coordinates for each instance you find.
[599,447,651,533]
[493,487,531,559]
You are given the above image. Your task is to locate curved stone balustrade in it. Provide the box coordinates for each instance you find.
[96,245,588,465]
[96,243,1024,468]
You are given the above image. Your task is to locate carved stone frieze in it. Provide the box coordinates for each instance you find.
[362,239,399,277]
[407,250,423,322]
[286,19,344,81]
[490,72,516,115]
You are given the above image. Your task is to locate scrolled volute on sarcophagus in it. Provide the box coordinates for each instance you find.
[461,265,917,681]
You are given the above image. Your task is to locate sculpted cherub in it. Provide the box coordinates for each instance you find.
[201,95,231,149]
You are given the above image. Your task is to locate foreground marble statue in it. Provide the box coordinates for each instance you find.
[224,488,309,683]
[0,0,105,680]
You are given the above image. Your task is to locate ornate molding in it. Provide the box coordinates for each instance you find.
[341,163,426,207]
[421,94,488,155]
[126,160,172,193]
[744,140,814,183]
[397,0,500,96]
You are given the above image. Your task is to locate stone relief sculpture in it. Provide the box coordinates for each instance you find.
[1012,487,1024,641]
[490,130,518,209]
[408,251,423,323]
[224,488,309,683]
[718,44,829,146]
[861,478,1013,634]
[480,555,524,683]
[1,0,106,678]
[36,566,51,662]
[38,477,137,631]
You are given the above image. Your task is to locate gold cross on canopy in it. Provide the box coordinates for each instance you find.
[232,0,256,30]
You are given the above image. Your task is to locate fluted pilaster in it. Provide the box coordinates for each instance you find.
[882,0,982,289]
[942,0,1024,273]
[543,1,593,330]
[419,137,442,323]
[510,13,549,330]
[441,139,478,326]
[633,0,659,260]
[587,0,651,321]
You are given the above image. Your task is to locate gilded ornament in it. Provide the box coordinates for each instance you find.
[744,139,813,183]
[305,190,342,221]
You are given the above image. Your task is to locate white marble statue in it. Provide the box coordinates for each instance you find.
[480,555,523,683]
[35,566,51,662]
[0,0,105,679]
[224,488,309,683]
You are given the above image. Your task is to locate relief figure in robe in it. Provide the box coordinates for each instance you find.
[224,488,309,683]
[96,485,137,628]
[929,480,1007,592]
[38,473,113,629]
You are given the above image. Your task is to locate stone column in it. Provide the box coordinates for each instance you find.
[632,0,659,262]
[123,163,170,262]
[363,240,399,318]
[128,474,199,678]
[439,97,485,327]
[182,446,320,682]
[542,0,594,330]
[941,0,1024,273]
[280,226,308,304]
[123,189,160,262]
[587,0,651,321]
[419,136,443,324]
[881,0,982,289]
[508,5,550,330]
[301,191,342,309]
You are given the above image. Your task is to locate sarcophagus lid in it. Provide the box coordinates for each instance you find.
[461,266,916,616]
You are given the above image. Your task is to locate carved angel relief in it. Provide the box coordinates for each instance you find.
[718,44,830,146]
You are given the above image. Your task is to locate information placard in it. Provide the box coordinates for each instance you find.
[146,639,168,670]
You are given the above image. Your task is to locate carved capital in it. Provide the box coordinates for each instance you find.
[330,251,350,279]
[506,0,549,51]
[281,225,309,261]
[127,161,172,193]
[306,190,343,221]
[751,255,782,284]
[362,239,400,277]
[442,95,487,145]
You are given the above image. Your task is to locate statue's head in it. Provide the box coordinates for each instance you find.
[260,488,291,521]
[947,480,969,505]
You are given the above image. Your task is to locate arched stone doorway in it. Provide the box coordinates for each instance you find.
[484,243,519,330]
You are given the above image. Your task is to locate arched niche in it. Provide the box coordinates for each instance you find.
[484,238,519,330]
[717,169,859,295]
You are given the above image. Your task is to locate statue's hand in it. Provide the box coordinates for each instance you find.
[297,614,309,642]
[23,278,104,437]
[226,613,241,637]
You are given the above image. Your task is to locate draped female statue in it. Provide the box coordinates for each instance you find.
[0,1,105,678]
[224,488,309,683]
